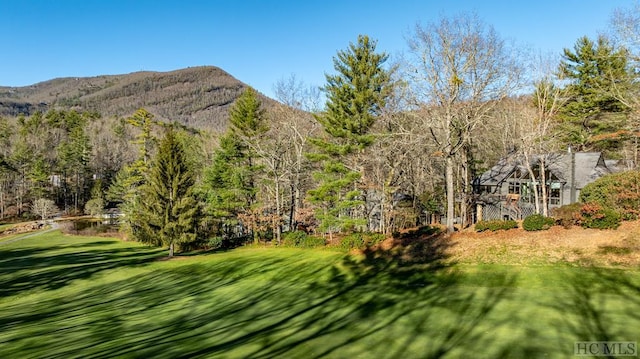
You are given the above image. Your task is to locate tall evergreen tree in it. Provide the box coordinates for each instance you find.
[13,113,48,215]
[0,117,14,219]
[126,108,155,165]
[204,87,267,240]
[107,108,156,235]
[307,34,392,236]
[204,133,248,219]
[228,87,268,210]
[85,179,105,217]
[132,127,200,257]
[229,87,268,140]
[558,35,630,153]
[57,115,92,213]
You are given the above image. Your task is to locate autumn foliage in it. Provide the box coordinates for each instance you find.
[552,202,622,230]
[580,171,640,220]
[574,202,621,229]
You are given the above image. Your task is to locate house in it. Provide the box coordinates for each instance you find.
[474,151,612,221]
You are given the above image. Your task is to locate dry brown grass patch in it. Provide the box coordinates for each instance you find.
[447,220,640,267]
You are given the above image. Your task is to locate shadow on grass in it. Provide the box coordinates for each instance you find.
[548,266,640,348]
[0,237,165,298]
[0,229,518,358]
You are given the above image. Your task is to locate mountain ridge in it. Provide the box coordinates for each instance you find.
[0,66,273,131]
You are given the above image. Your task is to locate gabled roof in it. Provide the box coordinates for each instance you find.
[477,152,611,189]
[477,156,519,185]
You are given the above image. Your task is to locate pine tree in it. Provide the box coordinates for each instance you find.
[228,87,268,210]
[126,108,155,165]
[84,179,105,217]
[204,133,249,219]
[204,87,268,241]
[229,87,268,140]
[107,108,156,236]
[46,110,96,213]
[558,35,630,153]
[132,127,200,257]
[307,35,392,237]
[28,158,50,199]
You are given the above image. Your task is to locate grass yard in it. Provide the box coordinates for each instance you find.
[0,232,21,244]
[0,230,639,358]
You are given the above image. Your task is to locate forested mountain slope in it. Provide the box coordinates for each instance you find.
[0,66,272,131]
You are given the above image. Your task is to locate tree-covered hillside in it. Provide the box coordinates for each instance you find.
[0,66,277,131]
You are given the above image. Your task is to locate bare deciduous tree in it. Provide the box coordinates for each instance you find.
[611,3,640,167]
[32,198,58,222]
[254,75,320,240]
[405,13,522,233]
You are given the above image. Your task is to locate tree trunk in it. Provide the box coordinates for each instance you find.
[540,159,549,217]
[168,242,174,257]
[524,154,540,215]
[75,172,80,213]
[0,180,4,220]
[635,135,638,169]
[275,176,282,244]
[63,171,69,214]
[460,147,469,228]
[289,183,296,232]
[17,168,25,217]
[380,197,385,235]
[445,155,455,234]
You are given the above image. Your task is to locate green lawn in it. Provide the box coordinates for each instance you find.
[0,233,21,244]
[0,231,638,358]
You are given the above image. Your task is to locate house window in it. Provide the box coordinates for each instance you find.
[508,181,520,195]
[549,182,561,205]
[521,182,536,203]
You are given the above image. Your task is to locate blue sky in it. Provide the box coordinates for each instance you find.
[0,0,634,99]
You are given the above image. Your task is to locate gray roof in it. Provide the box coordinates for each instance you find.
[478,152,611,189]
[605,159,634,173]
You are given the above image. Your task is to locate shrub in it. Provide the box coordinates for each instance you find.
[282,231,325,248]
[340,233,365,250]
[363,232,386,247]
[580,170,640,220]
[578,202,621,230]
[522,214,555,231]
[474,221,488,232]
[299,236,325,248]
[207,235,250,250]
[282,231,307,246]
[475,220,518,232]
[207,236,224,249]
[552,203,583,229]
[339,232,388,250]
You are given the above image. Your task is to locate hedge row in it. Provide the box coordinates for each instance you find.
[281,231,325,248]
[522,214,555,231]
[475,220,518,232]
